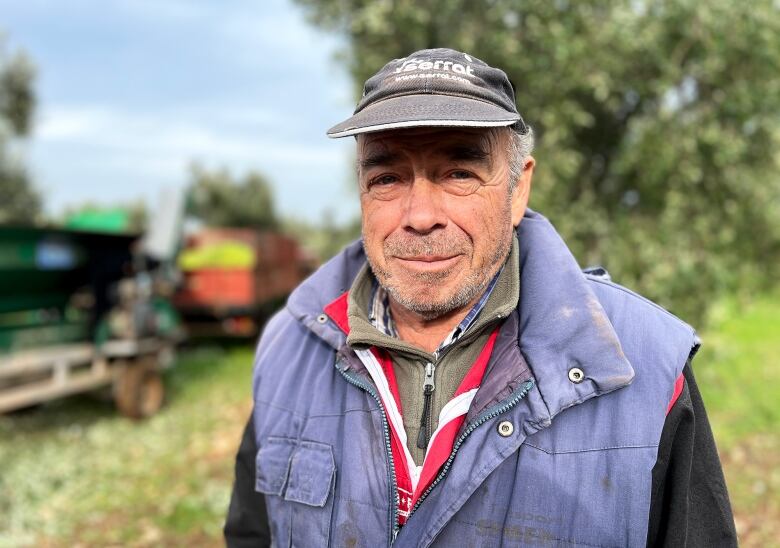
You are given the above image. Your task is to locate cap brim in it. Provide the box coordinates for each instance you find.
[327,94,521,138]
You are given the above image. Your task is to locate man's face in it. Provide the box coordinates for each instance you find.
[357,127,534,320]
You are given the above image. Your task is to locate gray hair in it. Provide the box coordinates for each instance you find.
[506,125,535,192]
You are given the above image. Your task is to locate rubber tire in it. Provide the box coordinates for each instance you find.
[113,359,165,419]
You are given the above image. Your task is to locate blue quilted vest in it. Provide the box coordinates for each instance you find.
[251,210,697,547]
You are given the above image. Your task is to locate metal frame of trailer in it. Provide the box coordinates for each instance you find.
[0,338,176,418]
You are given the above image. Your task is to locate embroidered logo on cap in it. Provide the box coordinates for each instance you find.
[394,57,476,77]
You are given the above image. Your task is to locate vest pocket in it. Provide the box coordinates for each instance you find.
[255,437,336,547]
[285,441,335,506]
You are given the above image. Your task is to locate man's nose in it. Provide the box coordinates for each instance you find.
[401,175,447,234]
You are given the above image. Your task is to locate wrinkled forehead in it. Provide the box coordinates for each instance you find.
[356,127,507,166]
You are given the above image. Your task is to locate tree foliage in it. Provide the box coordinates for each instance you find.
[187,164,278,229]
[284,212,362,263]
[0,40,40,224]
[294,0,780,324]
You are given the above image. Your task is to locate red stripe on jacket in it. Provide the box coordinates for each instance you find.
[666,373,685,415]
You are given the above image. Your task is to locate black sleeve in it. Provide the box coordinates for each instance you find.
[646,360,738,547]
[224,412,271,548]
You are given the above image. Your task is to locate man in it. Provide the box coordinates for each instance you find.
[225,48,736,547]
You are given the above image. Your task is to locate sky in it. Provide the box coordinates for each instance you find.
[0,0,359,224]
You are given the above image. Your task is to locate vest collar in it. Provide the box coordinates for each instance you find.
[513,212,634,418]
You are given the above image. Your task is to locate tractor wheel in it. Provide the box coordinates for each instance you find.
[113,358,165,419]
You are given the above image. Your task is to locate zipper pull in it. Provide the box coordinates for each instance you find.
[423,361,435,393]
[416,362,436,450]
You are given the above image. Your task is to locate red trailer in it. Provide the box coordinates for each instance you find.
[174,229,314,337]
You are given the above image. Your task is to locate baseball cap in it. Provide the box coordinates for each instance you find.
[327,48,527,138]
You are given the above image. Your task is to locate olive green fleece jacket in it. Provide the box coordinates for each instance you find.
[346,236,520,465]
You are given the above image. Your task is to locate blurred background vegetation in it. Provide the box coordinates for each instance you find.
[1,0,778,546]
[0,42,40,225]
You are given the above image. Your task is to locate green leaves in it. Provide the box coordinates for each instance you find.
[0,45,34,137]
[187,164,278,229]
[0,39,40,224]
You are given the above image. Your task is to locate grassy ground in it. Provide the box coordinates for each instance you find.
[0,297,778,546]
[695,297,780,546]
[0,344,254,547]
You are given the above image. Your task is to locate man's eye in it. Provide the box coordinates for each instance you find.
[370,175,399,186]
[449,170,474,180]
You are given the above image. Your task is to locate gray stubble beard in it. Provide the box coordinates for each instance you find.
[365,227,513,321]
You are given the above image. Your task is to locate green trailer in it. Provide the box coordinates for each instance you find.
[0,224,182,418]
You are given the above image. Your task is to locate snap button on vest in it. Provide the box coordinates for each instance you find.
[316,314,328,324]
[568,367,585,383]
[497,421,514,437]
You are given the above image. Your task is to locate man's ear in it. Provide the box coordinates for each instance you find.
[511,156,535,226]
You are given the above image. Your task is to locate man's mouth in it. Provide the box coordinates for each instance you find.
[393,254,462,271]
[398,255,455,262]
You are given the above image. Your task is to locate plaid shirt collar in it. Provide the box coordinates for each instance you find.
[368,268,503,356]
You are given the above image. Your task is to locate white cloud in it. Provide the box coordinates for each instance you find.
[35,104,342,167]
[36,106,113,140]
